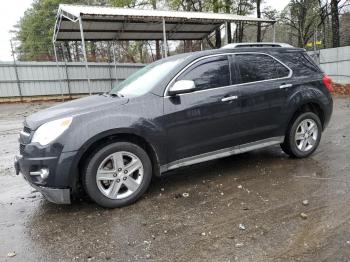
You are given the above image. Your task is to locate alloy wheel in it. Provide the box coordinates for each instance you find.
[295,119,319,152]
[96,151,144,200]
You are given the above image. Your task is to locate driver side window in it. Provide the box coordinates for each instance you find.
[177,56,230,91]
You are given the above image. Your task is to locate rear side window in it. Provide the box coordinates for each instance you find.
[276,52,321,76]
[177,56,230,91]
[235,54,290,84]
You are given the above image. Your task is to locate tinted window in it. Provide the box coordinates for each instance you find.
[235,54,290,84]
[177,56,230,91]
[276,52,321,76]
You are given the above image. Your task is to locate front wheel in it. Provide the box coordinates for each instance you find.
[83,142,152,208]
[281,112,322,158]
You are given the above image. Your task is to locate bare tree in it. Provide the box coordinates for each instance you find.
[234,0,255,42]
[281,0,321,47]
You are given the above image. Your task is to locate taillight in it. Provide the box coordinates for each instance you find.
[323,74,334,93]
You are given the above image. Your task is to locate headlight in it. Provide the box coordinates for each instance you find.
[32,117,73,146]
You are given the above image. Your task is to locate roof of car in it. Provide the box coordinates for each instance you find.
[222,42,294,48]
[164,46,305,63]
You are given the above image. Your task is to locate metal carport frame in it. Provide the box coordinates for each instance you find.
[53,4,276,95]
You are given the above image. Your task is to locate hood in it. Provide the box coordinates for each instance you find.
[25,94,129,130]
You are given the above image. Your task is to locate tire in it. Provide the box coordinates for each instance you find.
[83,142,152,208]
[281,112,322,158]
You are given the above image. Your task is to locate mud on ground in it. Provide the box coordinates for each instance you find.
[0,97,349,262]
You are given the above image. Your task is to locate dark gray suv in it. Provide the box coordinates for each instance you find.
[15,46,333,208]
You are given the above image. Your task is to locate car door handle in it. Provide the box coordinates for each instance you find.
[221,95,238,102]
[279,83,293,89]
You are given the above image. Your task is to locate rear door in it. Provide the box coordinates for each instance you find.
[163,54,242,164]
[232,53,292,144]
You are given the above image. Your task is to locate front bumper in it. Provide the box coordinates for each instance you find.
[15,155,71,204]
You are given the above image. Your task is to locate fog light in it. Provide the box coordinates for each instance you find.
[29,168,49,180]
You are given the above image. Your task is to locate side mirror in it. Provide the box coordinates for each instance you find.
[168,80,196,96]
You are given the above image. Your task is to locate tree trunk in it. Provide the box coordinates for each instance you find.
[64,42,72,62]
[238,22,245,42]
[322,22,327,49]
[75,41,80,62]
[138,43,143,63]
[151,0,161,60]
[317,0,328,49]
[183,0,194,50]
[298,31,303,48]
[256,0,261,42]
[184,40,192,52]
[155,41,161,60]
[236,1,245,42]
[90,42,96,62]
[215,29,222,48]
[225,0,232,43]
[59,43,65,61]
[213,0,221,48]
[331,0,340,47]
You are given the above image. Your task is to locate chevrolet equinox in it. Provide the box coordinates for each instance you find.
[15,46,333,208]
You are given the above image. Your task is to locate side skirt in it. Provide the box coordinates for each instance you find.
[160,136,284,173]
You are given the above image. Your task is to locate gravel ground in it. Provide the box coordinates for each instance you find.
[0,97,349,262]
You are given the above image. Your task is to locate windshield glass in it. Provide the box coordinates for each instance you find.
[111,58,185,97]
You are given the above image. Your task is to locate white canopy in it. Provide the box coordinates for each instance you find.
[52,4,276,96]
[54,4,276,42]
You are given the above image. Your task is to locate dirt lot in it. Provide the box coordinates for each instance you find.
[0,97,350,262]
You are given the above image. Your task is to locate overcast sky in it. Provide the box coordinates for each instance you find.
[0,0,290,61]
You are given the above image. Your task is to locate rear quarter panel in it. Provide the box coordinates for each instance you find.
[282,75,333,131]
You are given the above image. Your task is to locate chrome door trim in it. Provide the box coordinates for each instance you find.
[221,95,238,102]
[279,83,293,89]
[163,52,293,98]
[160,136,285,173]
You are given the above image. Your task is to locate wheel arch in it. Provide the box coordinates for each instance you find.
[70,129,161,193]
[287,101,325,131]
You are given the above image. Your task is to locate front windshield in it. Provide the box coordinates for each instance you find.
[111,57,185,97]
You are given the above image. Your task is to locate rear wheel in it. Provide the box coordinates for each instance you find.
[83,142,152,208]
[281,112,322,158]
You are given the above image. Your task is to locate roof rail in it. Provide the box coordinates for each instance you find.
[221,42,294,49]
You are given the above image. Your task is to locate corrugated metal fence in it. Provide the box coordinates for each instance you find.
[1,47,349,98]
[0,61,145,98]
[308,46,350,84]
